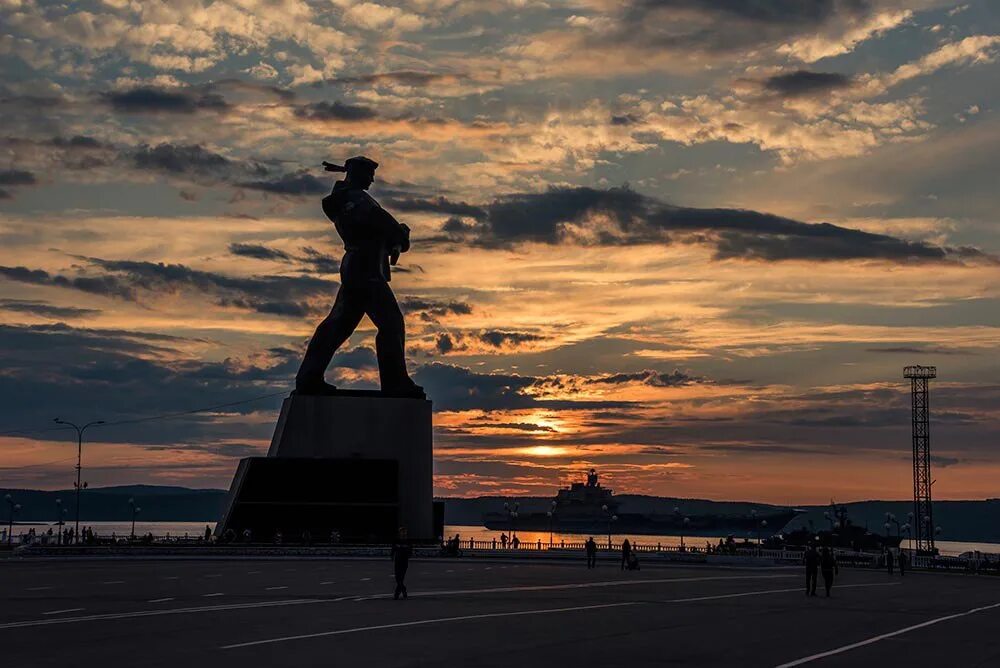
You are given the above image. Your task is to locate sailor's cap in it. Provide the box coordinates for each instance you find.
[344,155,379,173]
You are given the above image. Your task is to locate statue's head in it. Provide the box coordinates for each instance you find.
[345,155,378,190]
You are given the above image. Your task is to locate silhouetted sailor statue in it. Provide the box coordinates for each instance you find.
[295,156,424,398]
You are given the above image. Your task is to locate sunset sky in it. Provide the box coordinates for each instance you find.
[1,0,999,503]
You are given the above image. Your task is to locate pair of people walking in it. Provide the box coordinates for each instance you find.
[805,544,838,597]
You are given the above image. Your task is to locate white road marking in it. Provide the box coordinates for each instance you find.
[266,586,287,591]
[0,599,322,630]
[26,586,53,591]
[221,602,638,649]
[663,582,899,604]
[42,608,84,616]
[0,572,798,631]
[162,576,180,580]
[775,600,1000,667]
[319,581,334,585]
[247,571,261,575]
[102,581,125,585]
[204,574,222,578]
[355,573,796,601]
[359,577,371,581]
[148,598,174,603]
[203,593,224,597]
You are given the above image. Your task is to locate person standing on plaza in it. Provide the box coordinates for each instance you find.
[898,549,907,576]
[391,527,411,600]
[805,544,819,596]
[621,538,632,571]
[886,547,895,574]
[585,536,597,569]
[820,547,838,597]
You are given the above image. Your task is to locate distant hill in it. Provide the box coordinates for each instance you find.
[0,486,228,522]
[2,485,998,542]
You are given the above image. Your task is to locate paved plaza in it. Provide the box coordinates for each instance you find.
[1,557,998,667]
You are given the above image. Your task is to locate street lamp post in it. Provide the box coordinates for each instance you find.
[129,497,141,540]
[884,512,900,540]
[503,501,519,545]
[5,494,21,545]
[546,499,557,546]
[602,504,617,549]
[674,507,690,551]
[53,418,104,544]
[55,498,63,545]
[759,519,768,549]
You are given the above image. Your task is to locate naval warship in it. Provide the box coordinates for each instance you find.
[483,469,799,536]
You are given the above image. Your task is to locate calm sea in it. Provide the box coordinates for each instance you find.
[7,521,999,557]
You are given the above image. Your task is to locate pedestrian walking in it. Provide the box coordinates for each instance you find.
[820,547,838,597]
[391,527,411,600]
[621,538,631,571]
[805,544,819,596]
[585,536,597,569]
[898,549,907,576]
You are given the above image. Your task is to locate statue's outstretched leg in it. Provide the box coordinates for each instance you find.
[366,282,423,397]
[295,285,364,394]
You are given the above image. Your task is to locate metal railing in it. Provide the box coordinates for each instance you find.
[11,529,1000,574]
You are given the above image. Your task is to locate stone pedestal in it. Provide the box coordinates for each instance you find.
[216,391,434,542]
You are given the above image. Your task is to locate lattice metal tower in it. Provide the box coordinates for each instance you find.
[904,365,936,553]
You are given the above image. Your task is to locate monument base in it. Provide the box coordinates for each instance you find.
[215,457,399,542]
[215,391,435,542]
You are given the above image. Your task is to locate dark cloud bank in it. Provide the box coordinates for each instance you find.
[406,186,991,264]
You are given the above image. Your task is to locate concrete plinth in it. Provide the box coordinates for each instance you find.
[216,391,434,542]
[269,392,433,540]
